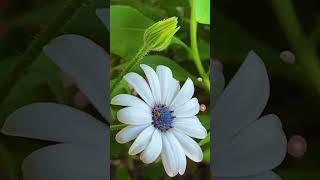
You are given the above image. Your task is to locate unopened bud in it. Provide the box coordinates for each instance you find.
[288,134,307,158]
[143,17,180,51]
[280,50,295,64]
[200,104,206,112]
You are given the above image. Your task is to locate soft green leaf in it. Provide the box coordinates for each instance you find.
[110,5,153,60]
[194,0,210,24]
[111,0,167,20]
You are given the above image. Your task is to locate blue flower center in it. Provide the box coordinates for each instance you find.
[152,104,174,132]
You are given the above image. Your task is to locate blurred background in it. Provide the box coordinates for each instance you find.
[0,0,107,179]
[213,0,320,179]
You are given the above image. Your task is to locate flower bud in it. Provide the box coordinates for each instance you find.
[288,134,307,158]
[200,104,206,112]
[280,50,295,64]
[143,17,180,51]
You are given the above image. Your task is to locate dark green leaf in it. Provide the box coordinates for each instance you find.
[115,166,131,180]
[213,12,303,86]
[198,114,209,130]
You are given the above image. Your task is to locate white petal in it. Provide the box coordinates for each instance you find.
[117,107,152,125]
[44,34,108,120]
[96,9,109,30]
[2,103,106,146]
[22,144,106,180]
[124,72,154,106]
[174,98,199,118]
[174,116,207,139]
[140,64,162,104]
[214,114,287,177]
[115,125,149,144]
[128,126,155,155]
[161,134,178,177]
[172,130,203,162]
[156,65,173,104]
[170,78,194,110]
[164,78,180,106]
[167,131,187,175]
[213,51,270,144]
[140,129,162,164]
[111,94,151,112]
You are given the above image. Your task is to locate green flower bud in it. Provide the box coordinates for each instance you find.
[143,17,180,51]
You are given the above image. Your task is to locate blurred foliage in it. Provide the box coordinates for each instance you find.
[215,0,320,179]
[0,0,107,179]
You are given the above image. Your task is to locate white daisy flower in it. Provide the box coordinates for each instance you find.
[111,64,207,177]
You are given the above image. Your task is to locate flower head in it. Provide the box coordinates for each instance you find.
[143,17,180,51]
[111,64,207,177]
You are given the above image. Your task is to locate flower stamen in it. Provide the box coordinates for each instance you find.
[152,104,174,132]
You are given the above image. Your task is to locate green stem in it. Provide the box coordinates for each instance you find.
[0,0,86,103]
[189,0,210,92]
[110,124,127,131]
[271,0,320,96]
[110,45,149,94]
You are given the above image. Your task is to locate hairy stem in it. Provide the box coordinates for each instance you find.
[110,45,149,94]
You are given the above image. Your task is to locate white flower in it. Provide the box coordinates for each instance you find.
[212,51,287,180]
[111,64,207,177]
[2,9,109,180]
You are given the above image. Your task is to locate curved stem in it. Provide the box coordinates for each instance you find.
[110,45,149,94]
[189,0,210,92]
[271,0,320,96]
[0,0,86,103]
